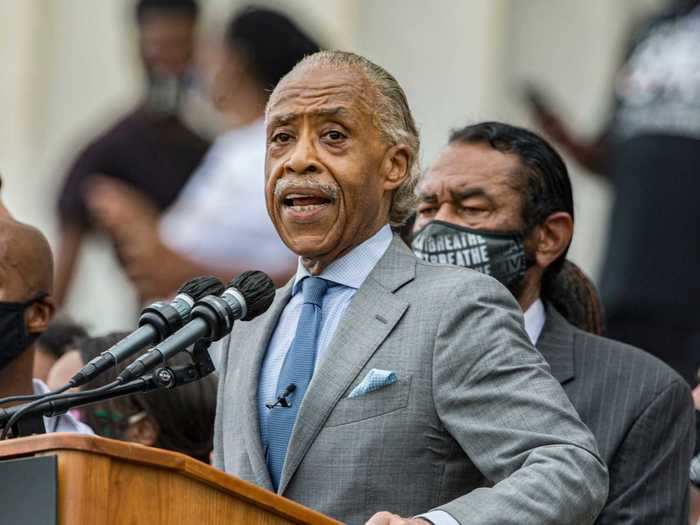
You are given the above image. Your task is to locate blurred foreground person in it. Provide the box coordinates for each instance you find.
[413,121,694,524]
[48,333,216,461]
[33,318,87,382]
[54,0,210,307]
[214,51,608,525]
[87,7,320,301]
[528,0,700,385]
[0,202,92,435]
[116,352,217,463]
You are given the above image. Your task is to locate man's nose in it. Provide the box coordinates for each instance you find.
[285,135,322,175]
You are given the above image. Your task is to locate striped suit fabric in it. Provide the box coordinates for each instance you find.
[537,306,695,524]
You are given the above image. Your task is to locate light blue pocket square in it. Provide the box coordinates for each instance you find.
[349,369,397,398]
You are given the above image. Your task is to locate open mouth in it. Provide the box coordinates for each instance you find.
[282,193,334,212]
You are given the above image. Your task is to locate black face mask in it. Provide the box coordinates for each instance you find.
[0,292,47,370]
[411,220,531,293]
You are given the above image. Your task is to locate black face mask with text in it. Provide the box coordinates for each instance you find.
[411,220,531,292]
[0,292,47,370]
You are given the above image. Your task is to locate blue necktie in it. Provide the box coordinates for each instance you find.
[265,276,328,490]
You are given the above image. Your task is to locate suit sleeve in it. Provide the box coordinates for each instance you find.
[431,274,609,524]
[596,379,694,524]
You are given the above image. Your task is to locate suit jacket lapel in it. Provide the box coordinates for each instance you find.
[277,236,415,494]
[240,280,293,490]
[536,306,576,384]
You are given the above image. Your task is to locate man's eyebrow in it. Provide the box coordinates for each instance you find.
[417,192,437,203]
[268,107,351,128]
[453,188,490,201]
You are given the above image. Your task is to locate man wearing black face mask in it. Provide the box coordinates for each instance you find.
[0,213,92,436]
[412,121,694,524]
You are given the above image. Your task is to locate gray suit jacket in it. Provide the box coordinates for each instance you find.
[213,236,608,524]
[537,307,694,524]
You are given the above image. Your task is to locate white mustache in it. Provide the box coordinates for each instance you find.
[274,178,339,201]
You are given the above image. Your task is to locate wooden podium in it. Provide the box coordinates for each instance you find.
[0,433,341,525]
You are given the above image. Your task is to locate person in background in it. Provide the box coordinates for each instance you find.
[47,332,216,462]
[412,121,694,524]
[86,7,321,301]
[33,318,87,382]
[0,208,92,435]
[115,352,217,464]
[527,0,700,385]
[46,333,125,437]
[54,0,210,307]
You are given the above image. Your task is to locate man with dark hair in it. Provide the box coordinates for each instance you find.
[213,52,608,525]
[412,121,694,524]
[86,7,320,300]
[54,0,210,306]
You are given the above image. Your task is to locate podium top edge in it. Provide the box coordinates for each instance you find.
[0,433,341,525]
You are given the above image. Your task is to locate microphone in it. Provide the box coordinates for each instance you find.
[265,383,296,409]
[117,271,275,383]
[70,276,225,388]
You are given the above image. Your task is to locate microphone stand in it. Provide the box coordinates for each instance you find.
[1,341,216,438]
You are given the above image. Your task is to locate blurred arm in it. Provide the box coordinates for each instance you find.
[525,86,609,176]
[86,177,293,301]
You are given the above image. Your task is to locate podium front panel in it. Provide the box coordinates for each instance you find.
[0,455,57,525]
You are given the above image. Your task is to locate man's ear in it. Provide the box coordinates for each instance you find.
[25,297,56,334]
[532,212,574,269]
[382,144,411,191]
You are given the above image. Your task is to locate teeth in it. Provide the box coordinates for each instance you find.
[290,204,327,212]
[285,193,309,199]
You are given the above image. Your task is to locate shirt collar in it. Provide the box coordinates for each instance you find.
[32,378,50,395]
[292,225,393,295]
[523,298,546,344]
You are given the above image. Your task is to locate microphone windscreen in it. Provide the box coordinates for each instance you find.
[228,271,275,320]
[177,276,225,300]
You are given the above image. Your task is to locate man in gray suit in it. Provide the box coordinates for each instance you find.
[213,51,608,525]
[412,121,694,524]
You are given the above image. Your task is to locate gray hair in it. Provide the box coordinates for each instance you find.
[270,50,420,226]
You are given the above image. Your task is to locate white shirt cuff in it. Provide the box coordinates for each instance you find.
[416,510,460,525]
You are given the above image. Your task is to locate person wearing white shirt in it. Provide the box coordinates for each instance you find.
[159,118,293,276]
[412,121,694,524]
[31,379,93,434]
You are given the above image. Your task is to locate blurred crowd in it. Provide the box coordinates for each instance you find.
[1,0,700,523]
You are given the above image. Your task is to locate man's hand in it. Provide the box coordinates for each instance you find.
[365,512,431,525]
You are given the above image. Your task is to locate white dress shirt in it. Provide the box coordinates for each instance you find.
[258,225,393,447]
[32,379,94,435]
[159,118,296,275]
[523,298,545,344]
